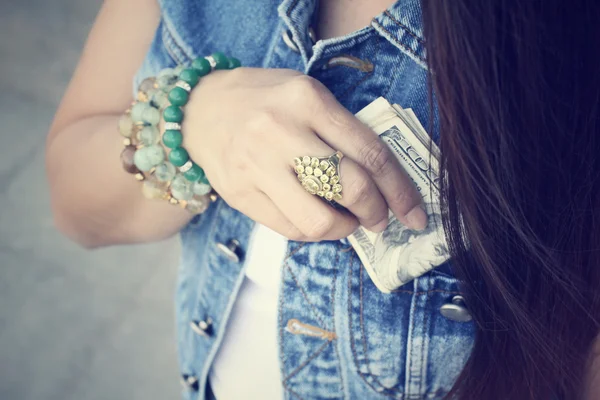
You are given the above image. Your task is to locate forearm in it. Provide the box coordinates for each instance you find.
[46,114,191,248]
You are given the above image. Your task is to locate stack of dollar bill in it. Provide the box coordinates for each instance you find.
[349,97,449,293]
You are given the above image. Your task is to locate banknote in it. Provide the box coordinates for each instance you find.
[348,97,449,293]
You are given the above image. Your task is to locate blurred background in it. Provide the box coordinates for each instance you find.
[0,1,182,398]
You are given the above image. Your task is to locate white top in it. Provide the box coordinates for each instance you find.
[209,224,288,400]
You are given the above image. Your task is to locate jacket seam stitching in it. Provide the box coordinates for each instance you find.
[286,387,306,400]
[278,250,287,397]
[359,256,405,395]
[371,20,426,65]
[161,23,187,65]
[348,253,406,398]
[285,261,327,328]
[263,19,287,68]
[285,0,302,17]
[283,340,331,383]
[340,70,373,99]
[339,36,379,99]
[380,32,401,102]
[391,289,462,295]
[331,244,344,394]
[383,10,426,45]
[407,281,419,395]
[418,292,429,395]
[284,242,306,262]
[192,200,225,307]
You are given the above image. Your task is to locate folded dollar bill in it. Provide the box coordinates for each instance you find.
[348,97,449,293]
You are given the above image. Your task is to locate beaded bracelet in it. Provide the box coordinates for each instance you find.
[119,77,214,214]
[162,52,239,183]
[118,52,240,214]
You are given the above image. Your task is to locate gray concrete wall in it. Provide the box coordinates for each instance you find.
[0,1,181,398]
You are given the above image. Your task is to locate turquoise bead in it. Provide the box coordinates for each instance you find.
[212,52,229,70]
[150,89,169,110]
[130,102,148,123]
[168,87,189,107]
[163,105,183,123]
[169,147,189,167]
[157,68,176,90]
[138,126,160,146]
[134,145,165,172]
[193,181,212,196]
[228,57,241,69]
[154,162,176,182]
[133,148,152,172]
[183,163,204,182]
[171,175,193,201]
[192,57,211,76]
[142,106,161,125]
[146,145,166,166]
[162,129,183,149]
[179,68,200,87]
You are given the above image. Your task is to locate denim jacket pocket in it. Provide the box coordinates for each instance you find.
[348,254,475,398]
[348,253,413,396]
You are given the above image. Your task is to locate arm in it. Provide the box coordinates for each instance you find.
[47,0,426,250]
[46,0,191,248]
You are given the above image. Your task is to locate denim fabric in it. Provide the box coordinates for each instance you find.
[134,0,475,399]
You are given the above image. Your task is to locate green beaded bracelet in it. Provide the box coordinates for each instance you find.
[119,71,221,215]
[161,52,241,185]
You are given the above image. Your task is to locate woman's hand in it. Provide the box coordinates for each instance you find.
[183,67,427,241]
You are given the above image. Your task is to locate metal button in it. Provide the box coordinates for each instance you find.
[282,29,300,52]
[440,295,472,322]
[190,318,213,337]
[308,27,317,44]
[180,374,199,391]
[282,27,316,52]
[216,239,240,263]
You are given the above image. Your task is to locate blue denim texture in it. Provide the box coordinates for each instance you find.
[134,0,475,398]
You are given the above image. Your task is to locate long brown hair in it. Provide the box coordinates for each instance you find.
[422,1,600,398]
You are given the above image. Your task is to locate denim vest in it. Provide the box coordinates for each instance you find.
[134,0,475,398]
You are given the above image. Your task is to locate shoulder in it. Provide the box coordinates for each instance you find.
[156,0,282,64]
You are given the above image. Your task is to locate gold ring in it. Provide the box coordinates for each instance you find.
[293,151,343,202]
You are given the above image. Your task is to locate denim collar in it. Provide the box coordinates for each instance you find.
[278,0,427,69]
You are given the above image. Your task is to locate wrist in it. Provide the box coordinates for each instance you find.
[117,52,240,215]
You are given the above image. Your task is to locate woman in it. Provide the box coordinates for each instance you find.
[46,0,600,399]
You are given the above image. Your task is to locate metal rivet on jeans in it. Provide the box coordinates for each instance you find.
[440,295,472,322]
[282,29,300,52]
[190,318,213,337]
[216,239,241,263]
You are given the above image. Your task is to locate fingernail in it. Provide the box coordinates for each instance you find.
[405,205,428,231]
